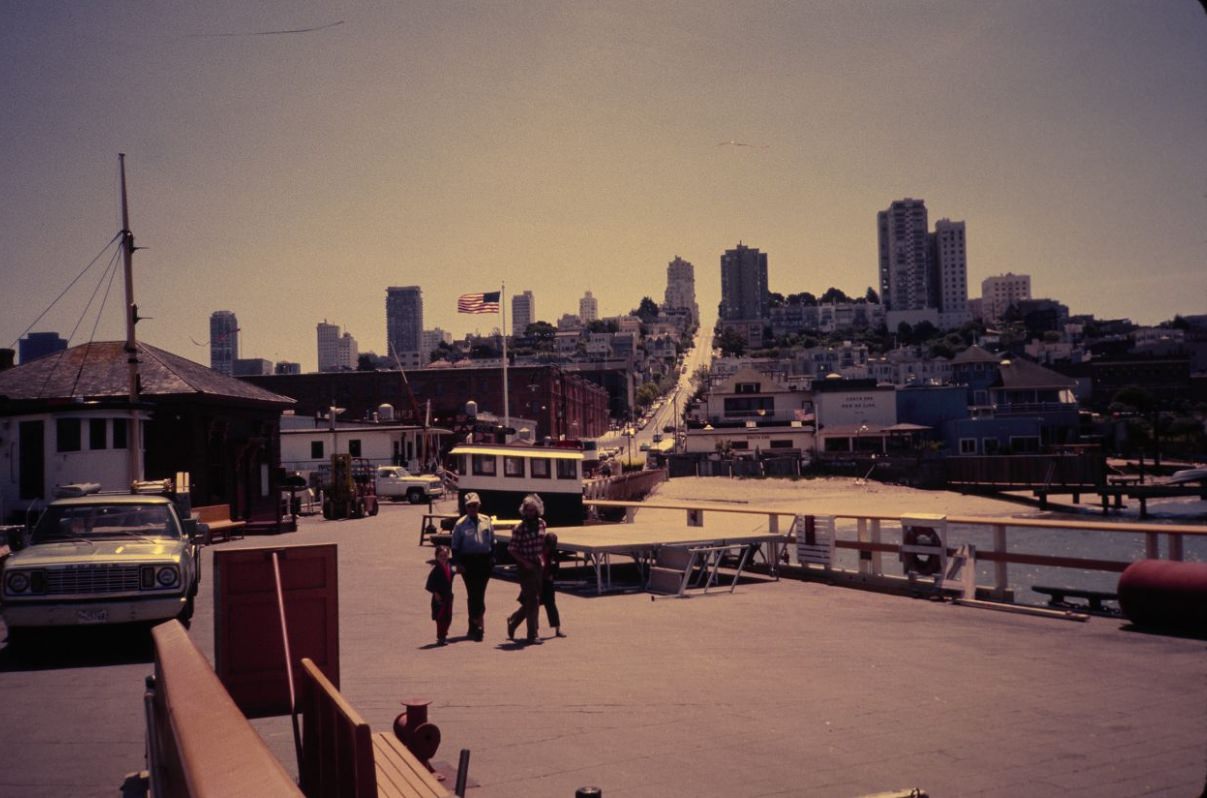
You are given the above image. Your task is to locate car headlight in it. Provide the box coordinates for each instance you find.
[5,571,30,594]
[155,566,180,588]
[140,565,181,590]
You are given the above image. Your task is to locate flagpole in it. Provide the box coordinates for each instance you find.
[500,282,510,437]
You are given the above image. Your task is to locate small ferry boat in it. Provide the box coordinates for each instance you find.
[447,443,585,525]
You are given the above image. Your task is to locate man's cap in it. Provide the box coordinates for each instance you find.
[464,492,481,506]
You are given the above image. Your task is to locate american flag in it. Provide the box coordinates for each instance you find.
[457,291,501,314]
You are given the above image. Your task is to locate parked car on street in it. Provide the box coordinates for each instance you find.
[1,494,202,630]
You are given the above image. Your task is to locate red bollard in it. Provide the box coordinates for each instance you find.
[393,698,443,777]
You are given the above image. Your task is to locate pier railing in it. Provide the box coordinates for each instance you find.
[582,498,1207,602]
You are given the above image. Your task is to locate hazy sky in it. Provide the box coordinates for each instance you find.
[2,1,1204,372]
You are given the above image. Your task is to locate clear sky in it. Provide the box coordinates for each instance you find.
[2,1,1204,372]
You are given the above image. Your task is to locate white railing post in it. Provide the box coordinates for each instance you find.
[870,519,882,574]
[993,524,1008,599]
[857,518,870,575]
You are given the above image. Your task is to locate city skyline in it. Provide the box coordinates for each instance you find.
[2,3,1204,372]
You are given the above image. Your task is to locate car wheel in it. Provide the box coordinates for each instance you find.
[369,499,380,516]
[407,488,424,504]
[322,500,334,520]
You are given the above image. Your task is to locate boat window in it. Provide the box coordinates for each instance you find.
[504,456,525,478]
[556,459,578,480]
[471,454,497,476]
[530,457,551,479]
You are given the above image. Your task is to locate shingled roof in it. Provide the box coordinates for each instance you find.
[0,341,294,407]
[993,357,1076,390]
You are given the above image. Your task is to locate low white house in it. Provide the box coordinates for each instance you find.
[682,422,815,457]
[279,414,449,480]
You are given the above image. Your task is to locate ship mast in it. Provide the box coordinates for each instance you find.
[119,154,143,485]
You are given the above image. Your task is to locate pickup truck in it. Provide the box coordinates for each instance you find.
[374,466,444,504]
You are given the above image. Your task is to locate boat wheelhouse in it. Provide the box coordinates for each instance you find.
[448,444,585,525]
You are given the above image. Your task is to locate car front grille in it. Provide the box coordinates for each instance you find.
[45,565,142,594]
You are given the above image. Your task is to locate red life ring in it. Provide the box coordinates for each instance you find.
[902,526,944,576]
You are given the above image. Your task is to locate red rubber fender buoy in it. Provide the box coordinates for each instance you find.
[1118,560,1207,633]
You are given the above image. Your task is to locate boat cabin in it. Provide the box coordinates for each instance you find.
[448,444,584,525]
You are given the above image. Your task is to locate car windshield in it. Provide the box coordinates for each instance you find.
[32,503,182,544]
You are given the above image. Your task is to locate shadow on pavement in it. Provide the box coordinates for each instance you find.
[0,623,156,671]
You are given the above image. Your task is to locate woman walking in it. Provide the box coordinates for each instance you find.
[506,494,547,645]
[451,492,494,642]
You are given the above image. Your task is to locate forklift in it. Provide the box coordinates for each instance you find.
[320,454,380,520]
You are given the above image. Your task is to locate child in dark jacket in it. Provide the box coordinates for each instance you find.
[540,533,566,637]
[425,545,454,645]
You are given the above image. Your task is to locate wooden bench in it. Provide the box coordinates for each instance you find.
[148,620,302,797]
[194,503,246,544]
[1033,584,1120,614]
[298,658,452,798]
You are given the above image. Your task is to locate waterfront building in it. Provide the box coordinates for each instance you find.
[209,311,238,376]
[386,286,423,369]
[18,331,68,365]
[512,290,535,337]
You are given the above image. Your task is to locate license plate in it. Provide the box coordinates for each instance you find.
[76,608,108,624]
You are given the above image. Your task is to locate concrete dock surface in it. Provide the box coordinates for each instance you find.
[1,499,1204,797]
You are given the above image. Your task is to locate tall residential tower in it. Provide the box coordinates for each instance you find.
[209,311,238,375]
[719,243,769,322]
[663,256,699,326]
[512,290,535,336]
[386,286,423,369]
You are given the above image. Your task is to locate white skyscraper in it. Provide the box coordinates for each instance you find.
[512,290,535,336]
[878,199,930,313]
[317,321,355,372]
[579,290,599,324]
[932,219,969,325]
[663,256,699,325]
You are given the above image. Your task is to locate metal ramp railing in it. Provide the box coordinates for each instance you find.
[646,543,755,597]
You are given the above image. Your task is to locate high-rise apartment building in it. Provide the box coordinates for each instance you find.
[316,318,345,371]
[209,311,238,375]
[18,331,68,364]
[663,256,699,325]
[421,328,453,363]
[982,273,1032,324]
[879,199,970,330]
[579,291,599,324]
[878,199,931,313]
[386,286,423,369]
[719,243,769,322]
[931,219,968,317]
[512,290,535,336]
